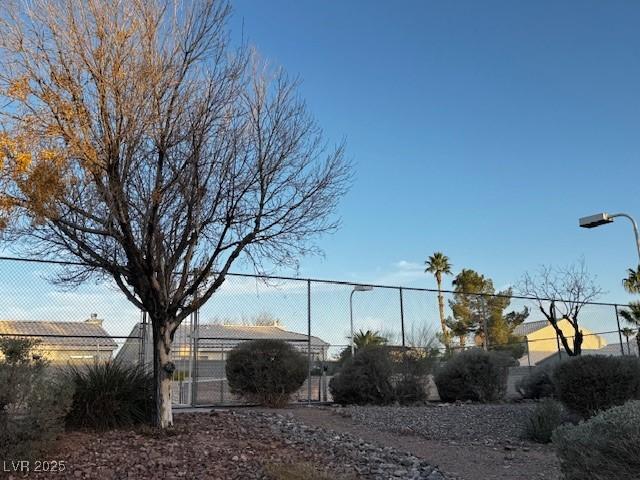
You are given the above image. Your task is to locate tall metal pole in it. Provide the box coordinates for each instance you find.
[608,213,640,265]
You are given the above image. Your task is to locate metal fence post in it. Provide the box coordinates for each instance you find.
[481,295,489,351]
[220,343,225,404]
[307,279,312,405]
[399,287,405,347]
[138,310,147,368]
[613,304,626,355]
[190,307,199,407]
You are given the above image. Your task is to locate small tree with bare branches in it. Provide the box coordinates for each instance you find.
[519,260,603,356]
[0,0,350,427]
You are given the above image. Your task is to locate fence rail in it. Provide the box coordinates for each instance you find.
[0,256,637,405]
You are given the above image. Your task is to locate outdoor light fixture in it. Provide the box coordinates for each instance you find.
[350,285,373,356]
[579,211,640,264]
[579,213,614,229]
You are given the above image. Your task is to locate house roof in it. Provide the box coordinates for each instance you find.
[0,320,117,349]
[116,323,330,365]
[174,323,330,348]
[534,343,639,368]
[513,320,550,337]
[583,342,638,356]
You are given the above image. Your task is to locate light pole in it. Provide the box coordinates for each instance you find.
[579,212,640,265]
[350,285,373,356]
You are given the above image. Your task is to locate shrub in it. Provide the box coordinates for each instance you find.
[516,367,555,399]
[434,349,512,402]
[553,355,640,418]
[394,375,427,404]
[329,347,395,405]
[393,350,431,404]
[552,400,640,480]
[226,339,308,407]
[0,337,73,461]
[523,399,563,443]
[66,361,154,429]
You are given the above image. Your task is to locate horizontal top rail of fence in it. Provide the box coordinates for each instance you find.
[0,255,633,308]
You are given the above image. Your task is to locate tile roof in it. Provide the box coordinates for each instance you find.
[513,320,550,337]
[0,320,117,349]
[583,342,639,356]
[116,323,329,365]
[173,323,329,348]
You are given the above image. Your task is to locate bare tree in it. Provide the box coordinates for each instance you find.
[519,260,603,356]
[209,312,282,327]
[0,0,350,427]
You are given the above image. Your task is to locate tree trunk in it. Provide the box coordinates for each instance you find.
[573,329,583,356]
[152,321,175,428]
[459,335,466,349]
[436,275,449,347]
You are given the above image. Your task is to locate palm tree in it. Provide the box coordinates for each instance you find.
[353,329,387,349]
[623,266,640,294]
[621,327,636,355]
[425,252,453,347]
[619,302,640,357]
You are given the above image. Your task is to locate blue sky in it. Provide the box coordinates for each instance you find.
[0,1,638,349]
[229,0,640,302]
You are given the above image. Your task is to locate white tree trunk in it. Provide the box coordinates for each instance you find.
[154,327,174,428]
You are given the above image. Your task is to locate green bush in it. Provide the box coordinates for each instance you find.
[552,400,640,480]
[434,349,512,402]
[553,355,640,418]
[226,339,308,407]
[0,337,73,461]
[516,367,555,399]
[66,361,154,429]
[329,347,395,405]
[523,399,563,443]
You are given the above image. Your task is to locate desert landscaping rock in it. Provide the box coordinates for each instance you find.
[18,410,445,480]
[279,404,561,480]
[340,403,538,446]
[248,411,446,479]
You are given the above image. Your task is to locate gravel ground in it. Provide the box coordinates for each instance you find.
[341,403,538,446]
[12,410,445,480]
[275,404,561,480]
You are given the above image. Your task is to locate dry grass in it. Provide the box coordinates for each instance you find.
[263,462,357,480]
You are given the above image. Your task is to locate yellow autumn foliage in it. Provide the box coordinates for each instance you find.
[6,77,30,101]
[14,152,32,173]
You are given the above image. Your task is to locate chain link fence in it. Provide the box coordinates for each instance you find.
[0,257,637,405]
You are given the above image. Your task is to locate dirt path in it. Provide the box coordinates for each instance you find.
[269,407,560,480]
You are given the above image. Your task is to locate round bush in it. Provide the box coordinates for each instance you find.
[553,355,640,418]
[329,347,395,405]
[225,339,308,407]
[552,400,640,480]
[65,361,154,430]
[516,367,555,399]
[434,349,511,402]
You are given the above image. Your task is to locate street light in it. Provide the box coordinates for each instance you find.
[350,285,373,356]
[579,212,640,265]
